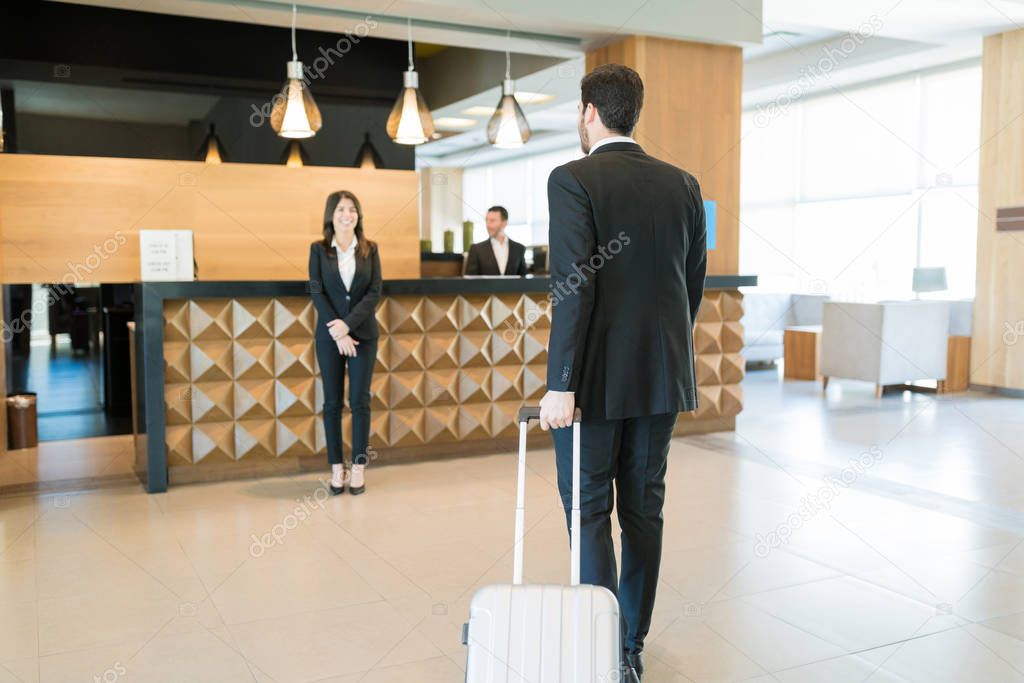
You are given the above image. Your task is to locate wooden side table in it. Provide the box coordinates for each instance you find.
[938,335,971,393]
[784,325,822,380]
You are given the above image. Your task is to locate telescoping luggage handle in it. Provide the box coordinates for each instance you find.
[513,406,583,587]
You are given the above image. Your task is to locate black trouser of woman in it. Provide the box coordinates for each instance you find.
[315,333,377,466]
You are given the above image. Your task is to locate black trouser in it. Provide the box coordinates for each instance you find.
[551,412,677,655]
[315,334,377,466]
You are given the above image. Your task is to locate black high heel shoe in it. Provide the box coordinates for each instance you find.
[329,481,345,495]
[348,465,366,495]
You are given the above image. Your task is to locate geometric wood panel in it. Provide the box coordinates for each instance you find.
[164,289,746,465]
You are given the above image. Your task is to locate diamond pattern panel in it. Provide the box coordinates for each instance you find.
[163,290,744,464]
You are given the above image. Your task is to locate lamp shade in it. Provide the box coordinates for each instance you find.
[386,70,434,145]
[354,132,384,169]
[912,267,948,293]
[271,61,322,139]
[487,79,531,149]
[197,124,226,163]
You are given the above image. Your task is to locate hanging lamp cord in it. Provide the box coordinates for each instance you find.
[407,18,414,71]
[291,4,298,62]
[505,29,511,79]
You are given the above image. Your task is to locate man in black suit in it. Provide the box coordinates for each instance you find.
[464,206,528,276]
[538,64,707,680]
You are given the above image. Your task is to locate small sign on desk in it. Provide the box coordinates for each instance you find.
[140,230,196,281]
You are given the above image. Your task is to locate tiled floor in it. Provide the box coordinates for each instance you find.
[1,369,1023,682]
[0,436,136,493]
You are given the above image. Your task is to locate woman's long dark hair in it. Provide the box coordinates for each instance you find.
[322,190,374,259]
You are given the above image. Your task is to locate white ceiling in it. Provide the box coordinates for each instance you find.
[56,0,763,56]
[740,0,1024,108]
[416,58,583,166]
[30,1,1024,163]
[423,0,1024,164]
[763,0,1024,44]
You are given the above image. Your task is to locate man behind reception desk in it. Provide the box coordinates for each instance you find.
[538,64,707,681]
[464,206,528,276]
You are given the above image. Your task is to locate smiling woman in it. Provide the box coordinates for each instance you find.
[308,190,382,495]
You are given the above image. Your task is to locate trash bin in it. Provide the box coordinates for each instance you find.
[6,393,38,450]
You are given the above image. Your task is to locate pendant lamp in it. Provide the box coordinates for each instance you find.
[270,4,322,139]
[487,31,531,148]
[197,124,226,163]
[354,132,384,169]
[281,140,310,167]
[386,19,434,145]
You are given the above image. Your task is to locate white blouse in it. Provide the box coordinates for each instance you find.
[490,236,509,275]
[331,237,357,290]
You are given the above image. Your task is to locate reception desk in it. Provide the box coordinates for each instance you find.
[133,275,755,492]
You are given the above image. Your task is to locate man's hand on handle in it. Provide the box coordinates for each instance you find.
[539,390,576,430]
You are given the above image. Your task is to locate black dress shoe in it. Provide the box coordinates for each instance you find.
[329,482,345,495]
[348,482,366,495]
[625,653,643,682]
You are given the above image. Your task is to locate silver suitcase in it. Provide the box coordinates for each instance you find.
[462,407,622,682]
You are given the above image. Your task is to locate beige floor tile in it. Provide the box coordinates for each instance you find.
[746,644,909,682]
[0,601,38,660]
[320,655,465,682]
[0,659,38,683]
[645,616,767,682]
[745,576,961,652]
[954,567,1024,621]
[700,599,846,671]
[209,551,381,625]
[851,553,994,607]
[227,601,430,682]
[0,558,36,606]
[878,626,1024,682]
[122,629,259,682]
[712,547,839,600]
[36,588,180,656]
[1,370,1022,680]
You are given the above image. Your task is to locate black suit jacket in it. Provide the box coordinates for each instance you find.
[307,240,382,342]
[465,238,528,276]
[546,142,707,419]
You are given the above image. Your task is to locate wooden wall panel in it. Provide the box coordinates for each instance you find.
[586,36,743,275]
[0,154,420,283]
[974,30,1024,390]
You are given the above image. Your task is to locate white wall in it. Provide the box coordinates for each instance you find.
[460,146,582,246]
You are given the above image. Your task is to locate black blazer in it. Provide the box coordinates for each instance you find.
[465,238,528,276]
[307,240,382,342]
[545,142,707,419]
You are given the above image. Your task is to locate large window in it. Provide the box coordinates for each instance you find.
[461,146,582,246]
[740,65,981,300]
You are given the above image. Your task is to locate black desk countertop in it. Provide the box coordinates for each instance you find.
[134,274,757,298]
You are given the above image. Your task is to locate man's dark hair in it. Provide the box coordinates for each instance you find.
[487,205,509,221]
[580,64,644,135]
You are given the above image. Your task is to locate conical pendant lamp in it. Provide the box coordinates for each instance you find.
[281,140,310,167]
[386,19,434,145]
[487,32,531,149]
[197,124,226,163]
[354,132,384,169]
[270,4,322,139]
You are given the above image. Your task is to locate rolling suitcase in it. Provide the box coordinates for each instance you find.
[462,406,622,682]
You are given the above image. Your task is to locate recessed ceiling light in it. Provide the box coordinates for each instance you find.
[434,117,478,130]
[462,105,495,117]
[514,91,555,105]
